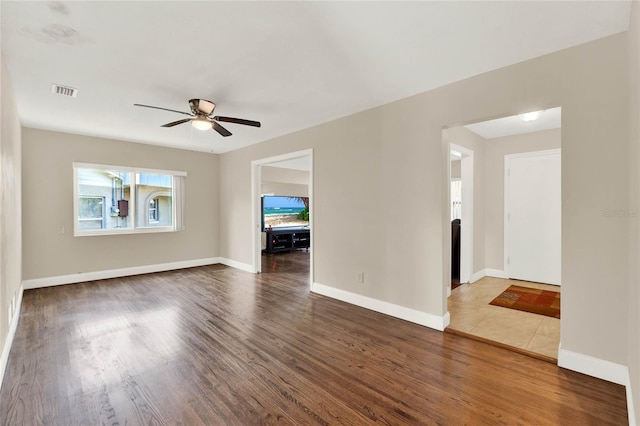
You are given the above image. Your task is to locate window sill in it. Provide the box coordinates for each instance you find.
[74,227,176,237]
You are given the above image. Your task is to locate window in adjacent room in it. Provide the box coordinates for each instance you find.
[451,179,462,220]
[73,163,186,236]
[149,197,159,223]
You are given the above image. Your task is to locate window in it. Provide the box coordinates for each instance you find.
[451,179,462,220]
[149,198,159,222]
[135,173,173,228]
[74,163,186,236]
[78,196,105,230]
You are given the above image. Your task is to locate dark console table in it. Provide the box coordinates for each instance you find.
[264,228,310,253]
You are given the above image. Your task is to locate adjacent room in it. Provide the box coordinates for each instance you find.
[258,154,312,277]
[446,109,562,362]
[1,1,639,425]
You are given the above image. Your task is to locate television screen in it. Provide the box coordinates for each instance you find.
[262,196,309,230]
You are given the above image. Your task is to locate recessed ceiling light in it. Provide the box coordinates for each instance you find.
[518,110,543,122]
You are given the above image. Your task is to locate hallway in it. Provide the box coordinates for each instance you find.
[447,277,560,362]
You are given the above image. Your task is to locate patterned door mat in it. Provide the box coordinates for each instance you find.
[489,285,560,318]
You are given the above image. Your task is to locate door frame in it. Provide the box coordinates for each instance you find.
[250,149,313,282]
[503,148,561,282]
[450,143,474,286]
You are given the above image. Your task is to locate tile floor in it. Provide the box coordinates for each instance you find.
[447,276,560,361]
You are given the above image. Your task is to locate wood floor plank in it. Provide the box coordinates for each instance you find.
[0,251,628,425]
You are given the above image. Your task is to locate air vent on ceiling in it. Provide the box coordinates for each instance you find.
[51,84,78,98]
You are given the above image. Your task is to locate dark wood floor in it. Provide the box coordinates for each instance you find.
[1,250,628,425]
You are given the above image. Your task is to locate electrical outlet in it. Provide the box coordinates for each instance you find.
[58,225,65,234]
[357,272,365,283]
[8,294,15,323]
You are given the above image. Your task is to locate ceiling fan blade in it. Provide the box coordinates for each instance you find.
[161,118,192,127]
[213,121,232,137]
[213,116,261,127]
[134,104,193,116]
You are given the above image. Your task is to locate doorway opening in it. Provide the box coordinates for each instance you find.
[445,107,562,362]
[251,149,313,284]
[451,178,461,289]
[449,143,474,296]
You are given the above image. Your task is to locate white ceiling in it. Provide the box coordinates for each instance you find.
[1,1,631,154]
[465,107,562,139]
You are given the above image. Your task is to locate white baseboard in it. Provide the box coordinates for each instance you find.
[218,258,255,273]
[442,310,450,329]
[558,347,635,425]
[470,269,486,283]
[558,347,630,386]
[469,268,507,283]
[0,285,24,391]
[311,282,448,331]
[485,268,507,279]
[22,257,221,289]
[627,382,636,426]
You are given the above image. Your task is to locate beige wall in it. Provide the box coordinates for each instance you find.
[0,58,22,375]
[261,182,308,197]
[21,128,219,280]
[628,1,640,423]
[447,126,486,275]
[261,166,309,185]
[484,128,561,271]
[261,166,309,196]
[220,33,629,366]
[450,160,461,179]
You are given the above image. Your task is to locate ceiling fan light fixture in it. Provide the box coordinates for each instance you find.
[192,117,212,130]
[518,110,543,122]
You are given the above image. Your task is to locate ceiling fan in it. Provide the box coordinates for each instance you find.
[134,99,261,137]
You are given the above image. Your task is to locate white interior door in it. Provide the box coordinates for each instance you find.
[506,150,561,285]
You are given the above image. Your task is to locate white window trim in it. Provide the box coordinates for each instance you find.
[73,162,187,177]
[73,162,186,237]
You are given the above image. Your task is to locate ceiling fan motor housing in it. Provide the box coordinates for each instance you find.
[189,99,215,116]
